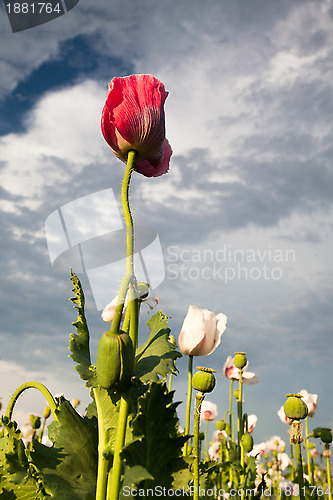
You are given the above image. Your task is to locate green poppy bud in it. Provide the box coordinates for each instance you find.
[96,330,134,391]
[234,389,239,400]
[192,367,216,393]
[313,427,323,438]
[43,407,51,420]
[241,432,254,453]
[225,424,231,436]
[234,352,247,370]
[137,282,150,299]
[320,428,333,444]
[29,415,41,430]
[216,419,226,431]
[284,394,308,420]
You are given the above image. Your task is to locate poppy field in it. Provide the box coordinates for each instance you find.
[0,74,332,500]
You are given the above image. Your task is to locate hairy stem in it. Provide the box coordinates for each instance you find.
[193,392,204,500]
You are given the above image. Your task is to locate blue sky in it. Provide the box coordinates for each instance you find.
[1,0,333,446]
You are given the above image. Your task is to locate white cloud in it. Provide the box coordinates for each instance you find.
[1,80,107,212]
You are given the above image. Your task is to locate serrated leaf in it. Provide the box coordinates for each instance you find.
[0,421,47,498]
[31,396,98,499]
[69,270,97,387]
[134,311,181,382]
[121,382,187,489]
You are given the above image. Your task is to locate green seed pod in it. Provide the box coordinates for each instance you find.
[216,419,226,431]
[234,352,247,370]
[234,389,239,400]
[284,393,308,420]
[241,432,254,453]
[29,415,41,430]
[320,428,333,444]
[96,330,134,390]
[192,367,216,393]
[224,424,231,437]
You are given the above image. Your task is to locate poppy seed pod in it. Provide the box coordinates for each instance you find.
[241,433,254,453]
[192,367,216,393]
[284,394,308,420]
[216,419,226,431]
[96,330,134,391]
[234,352,247,370]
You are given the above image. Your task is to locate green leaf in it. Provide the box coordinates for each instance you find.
[68,270,97,387]
[171,456,193,491]
[31,396,98,499]
[0,420,48,498]
[134,311,181,383]
[119,466,153,499]
[121,382,187,489]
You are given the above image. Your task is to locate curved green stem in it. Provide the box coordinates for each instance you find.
[6,381,58,422]
[193,392,204,500]
[107,150,137,500]
[183,355,193,456]
[122,150,136,275]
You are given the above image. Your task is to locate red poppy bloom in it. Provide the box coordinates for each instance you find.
[101,74,172,177]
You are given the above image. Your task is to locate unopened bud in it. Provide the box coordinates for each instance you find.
[29,415,41,430]
[320,428,332,444]
[43,407,51,419]
[96,330,134,391]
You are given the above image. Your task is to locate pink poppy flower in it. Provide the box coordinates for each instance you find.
[178,305,227,356]
[102,294,159,323]
[277,405,293,425]
[200,400,218,421]
[299,389,318,417]
[101,74,172,177]
[223,356,259,385]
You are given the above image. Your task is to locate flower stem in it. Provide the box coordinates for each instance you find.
[183,355,193,456]
[94,387,109,500]
[193,392,204,500]
[304,417,313,484]
[237,370,243,454]
[325,445,332,500]
[107,150,137,500]
[295,440,305,500]
[108,390,131,500]
[204,419,209,460]
[6,381,58,422]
